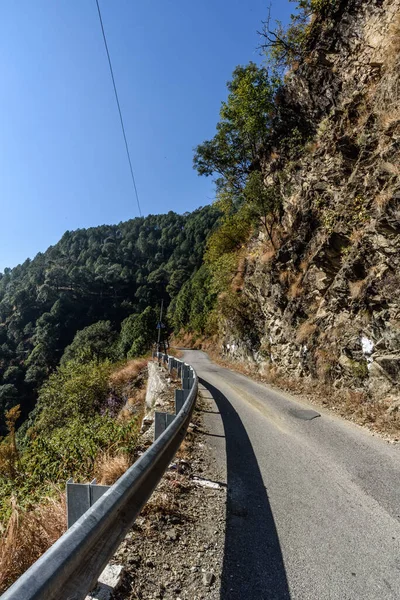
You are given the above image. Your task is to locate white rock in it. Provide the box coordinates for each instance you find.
[361,335,374,356]
[86,564,124,600]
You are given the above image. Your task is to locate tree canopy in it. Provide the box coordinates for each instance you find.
[193,63,280,192]
[0,207,219,433]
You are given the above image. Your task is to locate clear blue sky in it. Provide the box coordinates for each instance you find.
[0,0,294,271]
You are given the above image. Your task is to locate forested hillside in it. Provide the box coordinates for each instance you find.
[0,207,218,432]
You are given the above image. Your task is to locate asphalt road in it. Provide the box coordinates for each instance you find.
[183,350,400,600]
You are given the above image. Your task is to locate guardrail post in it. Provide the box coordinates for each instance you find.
[175,389,190,414]
[67,479,111,528]
[154,411,176,440]
[182,376,194,390]
[67,480,90,529]
[181,364,190,382]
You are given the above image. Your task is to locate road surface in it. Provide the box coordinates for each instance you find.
[183,350,400,599]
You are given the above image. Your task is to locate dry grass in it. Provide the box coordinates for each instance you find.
[171,331,213,351]
[279,270,290,286]
[231,258,246,292]
[299,258,310,274]
[94,452,132,485]
[374,189,392,212]
[260,248,276,264]
[110,359,148,388]
[349,279,368,300]
[288,273,303,299]
[378,107,400,131]
[314,348,337,382]
[128,387,146,409]
[296,321,318,344]
[167,348,183,359]
[375,13,400,132]
[0,493,66,593]
[170,331,198,350]
[349,228,365,245]
[118,386,147,423]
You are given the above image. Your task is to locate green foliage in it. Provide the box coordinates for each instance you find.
[194,63,280,192]
[0,384,18,420]
[260,0,339,71]
[0,358,142,523]
[23,414,138,484]
[118,307,158,359]
[171,187,254,337]
[32,360,113,436]
[61,321,117,365]
[244,172,282,246]
[0,206,219,432]
[310,0,338,12]
[169,266,216,334]
[171,190,255,337]
[205,191,253,265]
[169,281,190,332]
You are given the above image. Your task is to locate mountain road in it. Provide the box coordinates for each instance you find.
[182,349,400,600]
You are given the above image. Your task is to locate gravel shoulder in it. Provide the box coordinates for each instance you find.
[112,389,226,600]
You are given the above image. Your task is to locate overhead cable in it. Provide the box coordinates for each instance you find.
[95,0,142,217]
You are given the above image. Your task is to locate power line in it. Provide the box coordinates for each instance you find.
[95,0,142,217]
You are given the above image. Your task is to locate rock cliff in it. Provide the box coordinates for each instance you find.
[221,0,400,424]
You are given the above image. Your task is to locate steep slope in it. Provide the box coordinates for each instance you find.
[182,0,400,432]
[223,0,400,425]
[0,206,219,431]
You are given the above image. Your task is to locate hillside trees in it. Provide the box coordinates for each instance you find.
[193,63,288,247]
[0,206,219,433]
[185,3,326,339]
[181,63,286,337]
[118,307,158,359]
[169,265,216,334]
[61,321,117,365]
[194,62,280,193]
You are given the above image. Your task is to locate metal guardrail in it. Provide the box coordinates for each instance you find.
[2,353,197,600]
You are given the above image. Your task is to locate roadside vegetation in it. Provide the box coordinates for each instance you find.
[170,0,334,341]
[0,356,147,592]
[0,207,219,435]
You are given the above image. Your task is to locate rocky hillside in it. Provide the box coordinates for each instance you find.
[220,0,400,423]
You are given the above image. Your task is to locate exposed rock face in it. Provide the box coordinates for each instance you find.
[221,0,400,408]
[141,362,171,439]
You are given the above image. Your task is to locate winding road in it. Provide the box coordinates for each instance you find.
[183,350,400,599]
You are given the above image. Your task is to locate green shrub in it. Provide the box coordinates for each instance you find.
[0,358,141,524]
[32,360,113,436]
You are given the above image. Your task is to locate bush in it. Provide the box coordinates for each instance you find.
[0,358,144,526]
[118,307,158,359]
[61,321,117,365]
[32,360,113,435]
